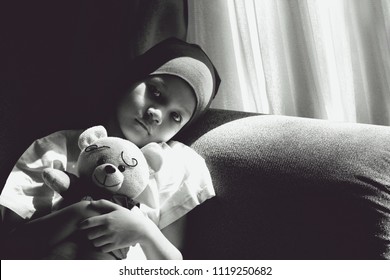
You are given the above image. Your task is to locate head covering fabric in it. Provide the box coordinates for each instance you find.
[122,37,221,123]
[150,57,213,120]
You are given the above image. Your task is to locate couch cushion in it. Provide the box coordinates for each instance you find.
[181,113,390,259]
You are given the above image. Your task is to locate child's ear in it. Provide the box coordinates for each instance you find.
[141,143,164,173]
[78,125,108,150]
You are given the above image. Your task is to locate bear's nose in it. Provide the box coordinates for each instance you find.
[104,165,116,174]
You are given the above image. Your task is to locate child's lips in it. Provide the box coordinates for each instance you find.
[135,119,151,135]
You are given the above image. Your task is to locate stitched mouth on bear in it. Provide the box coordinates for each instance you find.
[93,174,121,188]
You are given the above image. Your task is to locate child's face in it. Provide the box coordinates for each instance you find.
[116,74,196,147]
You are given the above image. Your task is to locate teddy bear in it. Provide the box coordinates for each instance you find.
[41,125,161,259]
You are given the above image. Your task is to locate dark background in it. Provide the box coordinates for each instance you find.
[0,0,188,190]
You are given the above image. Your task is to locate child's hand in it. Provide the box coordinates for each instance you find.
[78,199,154,253]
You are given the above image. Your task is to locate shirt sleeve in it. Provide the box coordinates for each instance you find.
[0,130,81,219]
[139,141,215,229]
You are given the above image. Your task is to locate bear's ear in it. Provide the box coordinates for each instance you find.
[78,125,108,150]
[141,143,164,173]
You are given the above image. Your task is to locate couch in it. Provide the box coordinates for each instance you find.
[174,108,390,260]
[1,106,390,259]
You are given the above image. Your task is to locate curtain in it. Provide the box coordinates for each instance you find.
[187,0,390,125]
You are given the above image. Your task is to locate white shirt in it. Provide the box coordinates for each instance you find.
[0,128,215,258]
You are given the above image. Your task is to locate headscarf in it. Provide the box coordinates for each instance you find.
[121,37,221,124]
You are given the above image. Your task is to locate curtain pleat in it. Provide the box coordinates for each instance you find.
[187,0,390,125]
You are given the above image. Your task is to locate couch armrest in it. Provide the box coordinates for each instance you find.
[178,109,390,259]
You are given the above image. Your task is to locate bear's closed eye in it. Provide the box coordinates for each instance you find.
[121,151,138,167]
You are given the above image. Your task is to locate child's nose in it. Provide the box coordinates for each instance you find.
[147,107,162,125]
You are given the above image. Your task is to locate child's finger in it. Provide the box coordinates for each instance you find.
[90,235,111,248]
[84,225,107,240]
[78,214,107,229]
[89,199,121,213]
[99,242,132,253]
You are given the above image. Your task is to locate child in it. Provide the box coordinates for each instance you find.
[0,38,220,260]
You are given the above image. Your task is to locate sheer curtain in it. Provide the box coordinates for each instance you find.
[187,0,390,125]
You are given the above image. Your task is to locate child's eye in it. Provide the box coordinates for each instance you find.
[149,85,161,98]
[171,112,182,123]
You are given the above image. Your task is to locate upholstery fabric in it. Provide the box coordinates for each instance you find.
[176,109,390,259]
